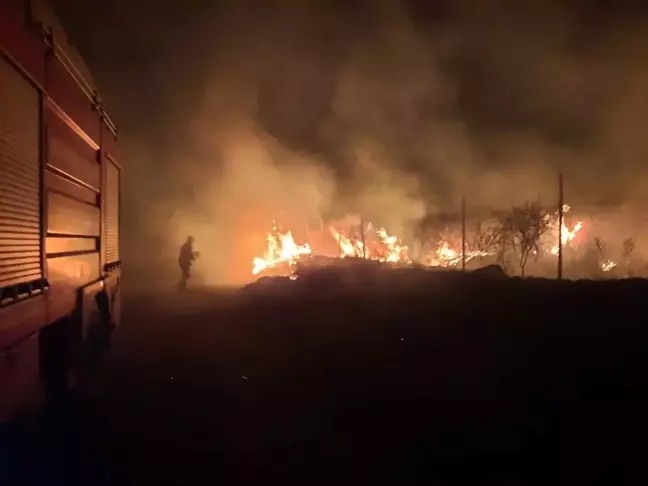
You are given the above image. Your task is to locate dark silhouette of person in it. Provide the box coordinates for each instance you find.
[178,236,199,290]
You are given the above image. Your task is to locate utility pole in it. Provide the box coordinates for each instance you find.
[360,216,367,259]
[558,173,564,280]
[461,196,466,271]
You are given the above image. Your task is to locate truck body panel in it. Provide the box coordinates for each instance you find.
[0,0,121,421]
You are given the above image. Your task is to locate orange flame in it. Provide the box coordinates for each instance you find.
[422,240,491,267]
[548,205,583,255]
[376,227,409,263]
[252,227,312,275]
[329,227,365,258]
[251,204,587,278]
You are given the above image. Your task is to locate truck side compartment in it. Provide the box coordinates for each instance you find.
[0,0,121,421]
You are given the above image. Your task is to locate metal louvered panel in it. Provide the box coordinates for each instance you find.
[47,191,100,236]
[0,57,42,289]
[103,159,119,264]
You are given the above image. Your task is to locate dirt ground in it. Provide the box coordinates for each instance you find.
[3,271,648,484]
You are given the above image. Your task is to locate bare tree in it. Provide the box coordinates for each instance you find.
[471,221,508,270]
[623,237,635,260]
[594,237,607,260]
[500,202,550,277]
[472,222,500,253]
[594,237,607,271]
[623,237,636,276]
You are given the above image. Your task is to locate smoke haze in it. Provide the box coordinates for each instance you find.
[51,0,648,284]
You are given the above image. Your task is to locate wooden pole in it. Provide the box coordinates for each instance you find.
[360,216,366,259]
[558,173,564,280]
[461,196,466,271]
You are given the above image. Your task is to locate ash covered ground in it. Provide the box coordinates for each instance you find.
[4,264,648,483]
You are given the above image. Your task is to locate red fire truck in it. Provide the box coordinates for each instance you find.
[0,0,121,421]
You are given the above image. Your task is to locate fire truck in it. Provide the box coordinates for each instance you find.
[0,0,121,421]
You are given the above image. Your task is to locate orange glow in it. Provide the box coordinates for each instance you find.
[252,226,312,275]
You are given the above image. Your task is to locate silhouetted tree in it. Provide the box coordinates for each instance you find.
[501,202,550,277]
[471,221,508,271]
[623,237,636,276]
[623,237,635,260]
[472,222,500,253]
[594,237,607,260]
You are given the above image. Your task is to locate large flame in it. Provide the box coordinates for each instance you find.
[327,226,409,263]
[251,223,414,277]
[252,227,312,275]
[329,227,366,258]
[376,227,409,263]
[546,204,584,255]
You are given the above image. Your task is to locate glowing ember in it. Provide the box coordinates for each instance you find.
[601,260,617,272]
[252,227,312,275]
[420,237,492,268]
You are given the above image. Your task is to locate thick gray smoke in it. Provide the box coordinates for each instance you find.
[53,0,648,284]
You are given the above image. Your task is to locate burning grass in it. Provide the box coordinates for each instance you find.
[245,200,648,283]
[250,204,588,279]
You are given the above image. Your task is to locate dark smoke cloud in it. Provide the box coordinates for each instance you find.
[52,0,648,283]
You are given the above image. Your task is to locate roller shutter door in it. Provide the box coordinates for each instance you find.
[0,57,42,289]
[103,158,119,264]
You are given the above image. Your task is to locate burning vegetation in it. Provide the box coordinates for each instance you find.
[249,199,648,282]
[251,225,312,276]
[251,202,595,279]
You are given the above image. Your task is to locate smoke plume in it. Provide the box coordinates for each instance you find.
[52,0,648,284]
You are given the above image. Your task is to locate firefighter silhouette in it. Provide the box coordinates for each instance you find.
[178,235,199,290]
